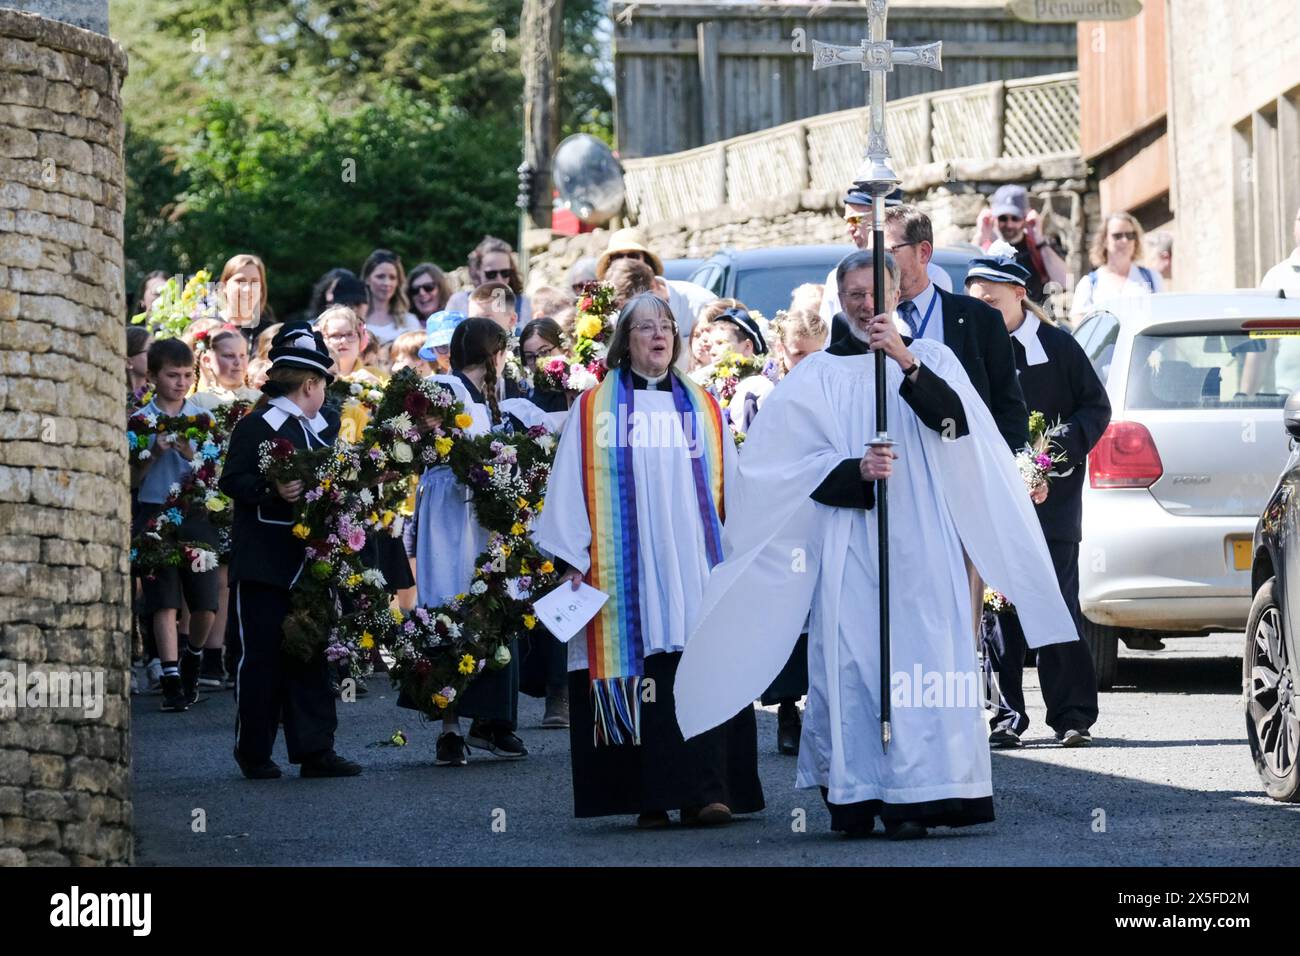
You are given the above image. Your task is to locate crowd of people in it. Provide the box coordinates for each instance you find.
[127,186,1300,838]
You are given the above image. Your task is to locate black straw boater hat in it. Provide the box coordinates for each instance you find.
[269,321,335,381]
[965,241,1032,288]
[714,306,768,355]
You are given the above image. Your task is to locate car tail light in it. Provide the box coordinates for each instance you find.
[1090,421,1163,489]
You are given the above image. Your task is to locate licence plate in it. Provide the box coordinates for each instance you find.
[1232,538,1252,571]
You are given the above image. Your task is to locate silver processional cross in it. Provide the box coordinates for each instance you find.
[811,0,942,190]
[809,1,942,755]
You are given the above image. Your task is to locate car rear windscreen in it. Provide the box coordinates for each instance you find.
[1126,329,1300,409]
[734,265,833,320]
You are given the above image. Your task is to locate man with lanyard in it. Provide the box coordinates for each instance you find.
[819,187,952,331]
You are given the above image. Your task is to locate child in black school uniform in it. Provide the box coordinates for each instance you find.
[130,337,220,712]
[218,322,362,779]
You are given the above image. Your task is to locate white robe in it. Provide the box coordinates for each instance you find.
[533,388,738,672]
[674,341,1078,807]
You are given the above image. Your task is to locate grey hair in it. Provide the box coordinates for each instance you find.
[605,292,681,369]
[836,249,898,293]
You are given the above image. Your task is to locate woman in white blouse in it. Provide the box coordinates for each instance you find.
[1070,211,1163,322]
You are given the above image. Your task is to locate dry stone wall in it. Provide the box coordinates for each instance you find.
[0,8,132,866]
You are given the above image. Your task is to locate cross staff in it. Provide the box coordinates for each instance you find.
[809,0,942,754]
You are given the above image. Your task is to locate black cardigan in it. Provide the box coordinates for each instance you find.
[1012,320,1111,543]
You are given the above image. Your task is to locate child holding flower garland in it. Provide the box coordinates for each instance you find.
[408,317,537,766]
[218,322,362,780]
[129,338,221,713]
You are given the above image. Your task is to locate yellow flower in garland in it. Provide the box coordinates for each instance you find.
[346,573,363,588]
[458,654,476,675]
[517,497,529,509]
[359,631,375,650]
[575,315,604,340]
[391,607,404,624]
[292,523,311,540]
[523,614,537,630]
[434,436,453,457]
[483,465,494,475]
[520,560,531,574]
[433,693,449,709]
[540,560,554,574]
[381,510,396,527]
[510,522,526,536]
[454,413,474,430]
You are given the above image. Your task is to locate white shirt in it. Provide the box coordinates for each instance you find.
[820,259,952,327]
[365,312,422,347]
[265,395,331,447]
[1261,251,1300,296]
[895,281,945,347]
[1070,264,1162,317]
[1009,312,1049,366]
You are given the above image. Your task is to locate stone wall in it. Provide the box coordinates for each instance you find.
[0,8,131,865]
[530,156,1098,317]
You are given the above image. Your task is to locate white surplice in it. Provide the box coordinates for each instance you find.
[532,388,738,672]
[674,340,1078,807]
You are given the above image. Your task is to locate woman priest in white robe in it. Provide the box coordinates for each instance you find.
[675,252,1079,838]
[533,293,765,828]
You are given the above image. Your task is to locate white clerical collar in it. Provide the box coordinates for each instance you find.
[266,395,329,441]
[1010,312,1048,366]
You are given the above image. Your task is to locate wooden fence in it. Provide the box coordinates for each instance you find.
[613,1,1079,159]
[622,71,1080,226]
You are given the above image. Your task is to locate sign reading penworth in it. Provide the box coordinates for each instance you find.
[1008,0,1142,22]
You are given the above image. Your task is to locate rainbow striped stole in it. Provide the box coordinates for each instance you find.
[577,366,727,745]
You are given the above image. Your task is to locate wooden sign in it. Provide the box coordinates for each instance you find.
[1008,0,1142,22]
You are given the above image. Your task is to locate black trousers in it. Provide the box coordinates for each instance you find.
[988,539,1098,736]
[233,581,337,765]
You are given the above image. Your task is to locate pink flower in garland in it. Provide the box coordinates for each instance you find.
[346,527,367,552]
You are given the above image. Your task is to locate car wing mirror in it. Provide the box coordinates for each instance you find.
[1286,391,1300,440]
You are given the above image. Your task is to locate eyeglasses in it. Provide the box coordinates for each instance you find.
[845,214,867,227]
[1109,231,1137,242]
[997,215,1023,223]
[630,322,676,337]
[843,291,874,304]
[523,345,557,363]
[885,242,916,255]
[324,331,358,343]
[483,269,514,280]
[410,282,436,295]
[609,252,646,263]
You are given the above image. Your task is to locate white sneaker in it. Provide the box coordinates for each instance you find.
[1057,728,1093,747]
[144,658,163,695]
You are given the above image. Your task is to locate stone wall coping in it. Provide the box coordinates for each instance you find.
[0,8,128,74]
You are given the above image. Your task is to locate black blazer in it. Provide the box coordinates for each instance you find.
[1013,321,1111,543]
[934,287,1029,451]
[811,321,973,510]
[831,288,1028,450]
[219,403,340,590]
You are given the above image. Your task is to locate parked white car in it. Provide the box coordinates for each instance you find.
[1072,291,1300,688]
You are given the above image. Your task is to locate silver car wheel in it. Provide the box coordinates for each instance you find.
[1248,606,1299,780]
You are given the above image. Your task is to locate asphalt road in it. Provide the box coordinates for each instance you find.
[132,633,1299,866]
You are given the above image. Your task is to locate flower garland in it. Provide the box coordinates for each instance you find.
[257,369,473,675]
[690,348,769,409]
[131,270,220,340]
[127,411,218,465]
[130,402,251,576]
[387,425,560,719]
[531,281,616,393]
